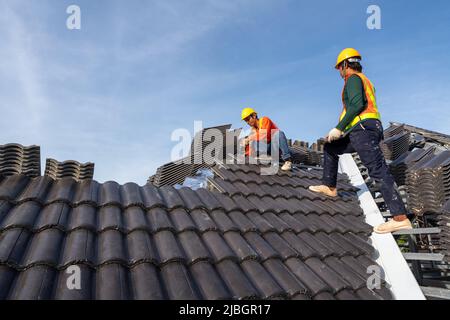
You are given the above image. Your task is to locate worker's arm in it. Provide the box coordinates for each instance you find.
[336,75,366,131]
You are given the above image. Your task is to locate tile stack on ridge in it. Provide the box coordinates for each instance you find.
[0,161,393,300]
[288,140,322,166]
[44,158,95,182]
[437,199,450,261]
[405,150,450,216]
[149,125,236,187]
[389,148,436,186]
[0,144,41,178]
[380,131,411,161]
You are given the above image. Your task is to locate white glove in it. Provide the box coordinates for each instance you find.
[327,128,343,143]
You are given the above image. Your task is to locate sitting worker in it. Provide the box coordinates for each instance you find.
[308,48,412,234]
[241,107,293,171]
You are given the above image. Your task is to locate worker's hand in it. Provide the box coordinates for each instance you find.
[327,128,343,143]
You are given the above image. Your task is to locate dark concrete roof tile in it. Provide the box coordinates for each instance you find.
[313,292,336,300]
[0,228,31,266]
[23,228,64,266]
[262,212,291,233]
[314,232,350,257]
[278,212,308,233]
[16,176,53,203]
[120,182,143,208]
[126,230,158,265]
[202,231,235,262]
[98,181,121,207]
[169,208,197,232]
[355,287,384,300]
[159,186,184,209]
[0,266,16,299]
[280,232,317,259]
[284,258,330,296]
[67,204,97,231]
[72,179,100,205]
[0,175,30,201]
[123,206,148,232]
[146,207,174,232]
[96,263,130,300]
[228,211,257,233]
[262,232,298,260]
[97,230,126,265]
[263,259,309,297]
[297,232,333,259]
[160,262,199,299]
[154,230,184,264]
[129,263,165,300]
[324,256,366,290]
[190,209,218,232]
[244,211,276,234]
[328,233,367,257]
[0,201,41,231]
[224,231,258,261]
[177,187,205,211]
[34,203,70,231]
[215,259,259,299]
[60,229,95,266]
[210,192,239,212]
[241,260,285,299]
[209,210,236,233]
[178,231,212,264]
[9,265,56,300]
[189,261,230,299]
[141,184,165,208]
[304,257,349,293]
[244,232,280,261]
[98,206,123,232]
[335,289,359,300]
[45,178,77,204]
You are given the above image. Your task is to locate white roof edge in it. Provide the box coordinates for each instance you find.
[338,153,425,300]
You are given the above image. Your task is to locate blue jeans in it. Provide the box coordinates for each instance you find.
[322,119,406,216]
[251,130,292,161]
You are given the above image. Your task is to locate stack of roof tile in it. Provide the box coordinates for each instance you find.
[380,131,411,161]
[149,125,241,187]
[44,158,94,182]
[405,151,450,216]
[384,124,405,139]
[0,144,41,178]
[389,148,436,186]
[436,199,450,262]
[288,141,322,166]
[0,161,392,300]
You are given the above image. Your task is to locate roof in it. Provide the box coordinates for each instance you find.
[0,160,393,300]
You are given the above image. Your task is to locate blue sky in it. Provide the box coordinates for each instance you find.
[1,0,450,185]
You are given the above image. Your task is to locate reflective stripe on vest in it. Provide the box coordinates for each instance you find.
[339,73,381,132]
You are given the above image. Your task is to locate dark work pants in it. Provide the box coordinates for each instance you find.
[322,119,406,216]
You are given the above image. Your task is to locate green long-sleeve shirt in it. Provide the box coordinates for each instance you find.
[336,74,367,132]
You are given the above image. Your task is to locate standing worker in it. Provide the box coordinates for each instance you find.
[241,107,293,171]
[308,48,412,234]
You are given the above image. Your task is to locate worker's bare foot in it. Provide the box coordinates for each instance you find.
[308,185,338,197]
[373,218,412,234]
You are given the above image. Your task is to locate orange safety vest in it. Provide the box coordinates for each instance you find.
[339,72,381,133]
[245,117,279,156]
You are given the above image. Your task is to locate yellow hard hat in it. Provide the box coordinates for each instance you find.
[335,48,362,68]
[241,107,256,120]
